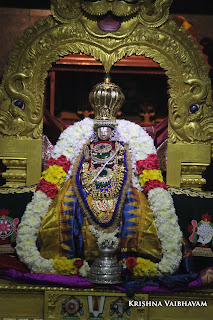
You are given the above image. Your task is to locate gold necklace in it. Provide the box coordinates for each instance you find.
[81,143,125,199]
[71,142,132,232]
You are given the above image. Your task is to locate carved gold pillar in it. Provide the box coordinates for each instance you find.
[167,142,211,189]
[0,138,42,187]
[1,158,27,187]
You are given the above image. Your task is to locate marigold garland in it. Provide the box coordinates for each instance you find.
[35,155,72,198]
[42,165,66,187]
[133,258,157,278]
[53,257,90,277]
[138,169,163,187]
[53,257,79,276]
[125,256,158,278]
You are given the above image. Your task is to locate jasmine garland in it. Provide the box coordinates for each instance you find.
[89,225,119,250]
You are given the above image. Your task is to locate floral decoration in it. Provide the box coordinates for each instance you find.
[16,118,182,277]
[133,258,157,277]
[16,118,94,275]
[136,154,160,173]
[143,179,168,196]
[41,165,67,187]
[147,188,182,274]
[16,190,54,273]
[123,256,157,278]
[0,208,19,244]
[53,257,90,277]
[138,169,163,186]
[35,179,59,199]
[125,257,137,272]
[46,155,71,173]
[35,155,72,198]
[136,155,168,195]
[89,225,119,250]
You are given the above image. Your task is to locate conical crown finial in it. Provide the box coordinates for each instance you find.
[104,73,111,83]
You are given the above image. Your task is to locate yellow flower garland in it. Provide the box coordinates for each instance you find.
[53,257,81,276]
[42,165,66,188]
[133,258,157,278]
[138,169,163,187]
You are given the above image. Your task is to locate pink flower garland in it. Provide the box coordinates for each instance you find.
[143,179,168,196]
[35,179,58,199]
[136,154,160,173]
[45,155,71,173]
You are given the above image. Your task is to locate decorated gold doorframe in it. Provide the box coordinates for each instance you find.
[0,0,212,188]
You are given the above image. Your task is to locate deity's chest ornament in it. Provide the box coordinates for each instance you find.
[80,140,126,224]
[72,139,131,232]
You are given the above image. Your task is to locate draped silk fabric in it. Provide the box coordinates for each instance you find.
[38,179,162,262]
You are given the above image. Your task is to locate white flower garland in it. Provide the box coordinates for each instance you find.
[117,120,156,191]
[16,118,182,276]
[79,261,90,277]
[89,225,119,250]
[53,117,94,178]
[148,188,182,274]
[16,190,54,273]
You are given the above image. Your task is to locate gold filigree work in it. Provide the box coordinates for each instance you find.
[89,77,125,124]
[0,185,36,194]
[81,0,141,17]
[168,186,213,198]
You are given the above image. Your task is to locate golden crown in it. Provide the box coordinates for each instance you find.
[89,74,125,127]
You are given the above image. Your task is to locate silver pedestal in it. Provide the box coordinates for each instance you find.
[87,244,122,284]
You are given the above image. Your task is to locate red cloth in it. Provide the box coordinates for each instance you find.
[155,117,168,148]
[0,254,30,273]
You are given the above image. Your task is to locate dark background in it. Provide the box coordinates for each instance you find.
[0,0,212,14]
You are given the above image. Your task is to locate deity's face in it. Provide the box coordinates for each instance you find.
[97,126,112,140]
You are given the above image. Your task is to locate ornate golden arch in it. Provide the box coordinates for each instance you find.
[0,0,212,188]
